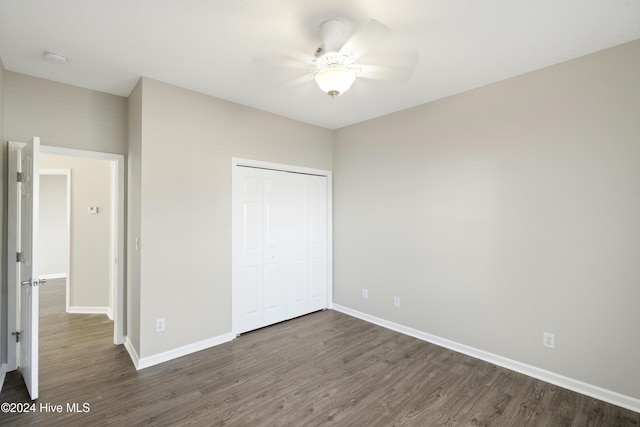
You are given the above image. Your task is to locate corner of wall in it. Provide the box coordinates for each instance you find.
[125,78,143,357]
[0,55,8,367]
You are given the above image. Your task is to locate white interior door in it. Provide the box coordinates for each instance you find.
[233,161,329,334]
[14,137,41,400]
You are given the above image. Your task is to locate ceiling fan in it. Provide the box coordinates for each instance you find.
[255,18,419,98]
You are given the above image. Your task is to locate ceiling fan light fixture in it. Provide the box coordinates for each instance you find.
[315,66,356,97]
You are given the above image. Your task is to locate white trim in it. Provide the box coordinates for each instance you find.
[231,158,333,335]
[332,304,640,413]
[233,158,331,176]
[134,333,236,370]
[106,307,113,321]
[109,161,117,328]
[0,363,7,394]
[68,307,111,315]
[40,145,125,345]
[39,273,67,280]
[7,142,22,372]
[124,337,140,370]
[40,145,122,160]
[39,169,69,175]
[326,172,333,310]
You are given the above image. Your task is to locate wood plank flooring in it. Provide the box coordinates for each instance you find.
[1,279,638,426]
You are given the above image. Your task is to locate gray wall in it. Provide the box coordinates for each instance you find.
[4,72,127,154]
[40,155,112,309]
[126,80,142,353]
[38,174,68,277]
[333,40,640,399]
[130,77,333,358]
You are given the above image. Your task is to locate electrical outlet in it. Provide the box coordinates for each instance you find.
[393,296,401,307]
[362,288,369,299]
[156,318,165,332]
[543,332,555,349]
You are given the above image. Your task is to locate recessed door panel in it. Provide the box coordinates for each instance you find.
[309,257,327,300]
[265,203,280,249]
[291,260,306,303]
[242,265,262,316]
[243,203,263,251]
[293,204,306,248]
[264,262,283,310]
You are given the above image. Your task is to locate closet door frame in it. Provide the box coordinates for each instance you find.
[231,158,333,335]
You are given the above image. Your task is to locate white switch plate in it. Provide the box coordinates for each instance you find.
[88,206,98,214]
[393,296,401,307]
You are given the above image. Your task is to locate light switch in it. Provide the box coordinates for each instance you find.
[88,206,98,214]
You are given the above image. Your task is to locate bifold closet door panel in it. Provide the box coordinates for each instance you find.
[235,167,266,333]
[262,170,290,326]
[289,174,328,318]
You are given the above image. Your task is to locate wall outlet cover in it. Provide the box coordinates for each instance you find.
[156,318,166,332]
[543,332,555,349]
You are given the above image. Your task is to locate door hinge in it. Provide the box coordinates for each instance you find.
[17,172,23,182]
[11,331,21,343]
[17,252,23,262]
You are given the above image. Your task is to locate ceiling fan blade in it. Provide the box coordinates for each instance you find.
[339,18,390,59]
[288,72,317,86]
[252,51,312,70]
[358,64,416,83]
[263,68,317,88]
[251,42,317,87]
[358,51,419,82]
[262,73,321,101]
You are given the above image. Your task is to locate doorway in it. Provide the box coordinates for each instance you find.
[5,142,125,399]
[39,145,124,344]
[39,154,116,319]
[5,142,125,396]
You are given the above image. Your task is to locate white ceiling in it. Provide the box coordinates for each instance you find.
[1,1,639,130]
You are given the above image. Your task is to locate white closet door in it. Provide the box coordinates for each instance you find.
[289,174,327,318]
[234,165,328,334]
[235,167,266,333]
[262,170,289,326]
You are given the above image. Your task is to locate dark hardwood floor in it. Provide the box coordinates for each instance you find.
[1,279,638,426]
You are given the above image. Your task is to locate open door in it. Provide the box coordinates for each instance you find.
[8,137,41,400]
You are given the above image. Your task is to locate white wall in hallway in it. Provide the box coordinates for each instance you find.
[38,174,68,277]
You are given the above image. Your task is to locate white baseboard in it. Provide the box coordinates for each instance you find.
[0,363,7,394]
[124,337,140,369]
[332,304,640,414]
[40,273,67,280]
[69,306,110,315]
[106,307,113,321]
[130,333,236,371]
